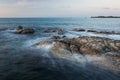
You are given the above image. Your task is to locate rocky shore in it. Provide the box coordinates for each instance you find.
[4,26,120,71]
[36,36,120,56]
[35,35,120,71]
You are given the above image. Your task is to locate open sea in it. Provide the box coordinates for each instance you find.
[0,18,120,80]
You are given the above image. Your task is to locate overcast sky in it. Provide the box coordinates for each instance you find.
[0,0,120,17]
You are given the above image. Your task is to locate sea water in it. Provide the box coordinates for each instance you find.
[0,18,120,80]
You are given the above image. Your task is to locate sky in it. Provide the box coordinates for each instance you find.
[0,0,120,17]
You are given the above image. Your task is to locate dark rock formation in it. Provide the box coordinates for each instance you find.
[91,16,120,18]
[87,30,120,35]
[95,31,120,35]
[44,29,64,34]
[72,28,120,35]
[87,30,97,33]
[17,26,23,31]
[15,26,35,34]
[72,28,85,32]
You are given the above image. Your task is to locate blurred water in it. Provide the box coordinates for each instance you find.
[0,18,120,31]
[0,18,120,80]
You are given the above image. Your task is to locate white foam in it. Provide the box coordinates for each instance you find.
[23,37,49,47]
[71,54,87,66]
[6,29,17,33]
[71,54,105,64]
[36,42,55,51]
[66,31,120,40]
[85,55,105,62]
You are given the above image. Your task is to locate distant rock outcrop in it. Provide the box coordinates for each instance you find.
[91,16,120,18]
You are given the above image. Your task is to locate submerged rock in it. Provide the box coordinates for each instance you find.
[87,30,120,35]
[72,28,120,35]
[44,28,64,34]
[72,28,85,32]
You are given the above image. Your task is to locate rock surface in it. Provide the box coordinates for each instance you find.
[36,36,120,57]
[35,36,120,71]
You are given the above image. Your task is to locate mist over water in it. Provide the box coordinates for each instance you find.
[0,18,120,80]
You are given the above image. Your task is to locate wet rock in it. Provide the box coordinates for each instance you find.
[20,28,35,34]
[36,36,120,58]
[87,30,120,35]
[15,26,35,34]
[17,26,23,31]
[51,36,61,40]
[87,30,97,33]
[44,28,64,34]
[80,46,101,56]
[72,28,85,32]
[35,36,120,71]
[70,44,80,53]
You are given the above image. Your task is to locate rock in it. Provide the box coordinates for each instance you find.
[20,28,35,34]
[17,26,23,31]
[91,16,120,18]
[35,36,120,58]
[72,28,85,32]
[87,30,120,35]
[44,28,64,34]
[87,30,97,33]
[15,26,35,34]
[80,46,101,56]
[51,36,61,40]
[35,36,120,71]
[70,44,80,53]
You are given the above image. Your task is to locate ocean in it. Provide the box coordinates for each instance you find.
[0,18,120,80]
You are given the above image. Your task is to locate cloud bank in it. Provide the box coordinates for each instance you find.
[0,0,120,17]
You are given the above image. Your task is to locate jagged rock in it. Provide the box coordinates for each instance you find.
[35,36,120,71]
[36,36,120,58]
